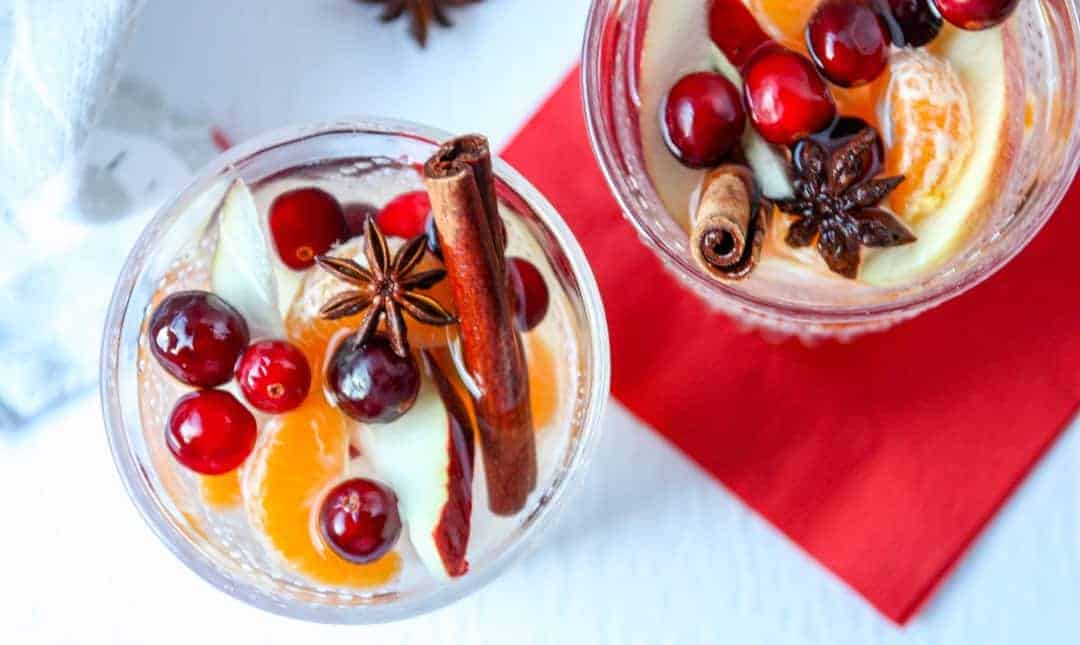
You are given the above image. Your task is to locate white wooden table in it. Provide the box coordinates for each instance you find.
[3,1,1078,642]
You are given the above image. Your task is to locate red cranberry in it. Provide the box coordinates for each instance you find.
[376,191,432,239]
[508,258,550,332]
[167,390,257,475]
[343,202,378,239]
[807,0,892,88]
[326,336,420,424]
[743,46,837,146]
[885,0,944,47]
[149,291,250,388]
[269,188,348,270]
[708,0,773,68]
[235,340,312,413]
[931,0,1020,30]
[319,478,402,564]
[662,72,746,168]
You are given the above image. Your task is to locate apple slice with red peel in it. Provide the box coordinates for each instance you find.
[356,352,475,579]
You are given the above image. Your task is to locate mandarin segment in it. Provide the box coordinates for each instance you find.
[199,472,243,510]
[243,398,402,587]
[525,334,559,430]
[750,0,819,50]
[833,72,890,126]
[882,50,973,224]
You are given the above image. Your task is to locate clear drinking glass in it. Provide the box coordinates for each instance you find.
[100,118,610,623]
[583,0,1080,339]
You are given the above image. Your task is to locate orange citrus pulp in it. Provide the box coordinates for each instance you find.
[243,397,401,587]
[882,50,972,223]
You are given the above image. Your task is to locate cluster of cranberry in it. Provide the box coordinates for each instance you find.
[149,293,309,475]
[663,0,1020,167]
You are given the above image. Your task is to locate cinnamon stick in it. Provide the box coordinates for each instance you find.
[690,164,770,281]
[424,135,537,516]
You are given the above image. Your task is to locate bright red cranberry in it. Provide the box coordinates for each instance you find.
[167,390,257,475]
[807,0,892,88]
[376,191,432,239]
[885,0,944,46]
[743,47,837,146]
[508,258,550,332]
[709,0,773,68]
[235,340,312,413]
[149,291,250,387]
[319,478,402,564]
[662,72,746,168]
[931,0,1020,30]
[343,202,378,239]
[269,187,348,269]
[326,336,420,423]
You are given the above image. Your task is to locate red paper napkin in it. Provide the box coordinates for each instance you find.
[500,67,1080,624]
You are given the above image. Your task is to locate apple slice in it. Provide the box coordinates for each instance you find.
[357,352,475,579]
[709,45,793,202]
[211,179,285,339]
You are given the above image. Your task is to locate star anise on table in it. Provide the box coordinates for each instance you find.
[359,0,483,47]
[316,218,457,357]
[776,128,917,279]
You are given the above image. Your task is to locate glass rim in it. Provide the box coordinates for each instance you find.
[99,116,611,623]
[581,0,1080,324]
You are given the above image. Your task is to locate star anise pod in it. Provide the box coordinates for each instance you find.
[359,0,483,47]
[776,128,916,279]
[316,218,457,357]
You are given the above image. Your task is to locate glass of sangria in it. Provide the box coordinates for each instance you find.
[101,118,609,622]
[583,0,1080,339]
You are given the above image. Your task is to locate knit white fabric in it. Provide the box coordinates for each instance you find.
[1,0,141,204]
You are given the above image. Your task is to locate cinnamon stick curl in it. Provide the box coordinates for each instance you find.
[690,164,771,281]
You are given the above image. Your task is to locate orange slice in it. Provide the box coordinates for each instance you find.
[199,472,243,510]
[833,74,890,128]
[243,397,401,587]
[749,0,818,51]
[525,334,559,430]
[882,50,973,224]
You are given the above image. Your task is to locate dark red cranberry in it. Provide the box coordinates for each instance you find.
[662,72,746,168]
[743,47,837,146]
[376,191,432,239]
[885,0,944,47]
[149,291,250,387]
[709,0,773,68]
[269,188,348,269]
[235,340,312,413]
[508,258,550,332]
[326,336,420,424]
[807,0,892,88]
[319,478,402,564]
[931,0,1020,30]
[343,202,378,239]
[167,390,257,475]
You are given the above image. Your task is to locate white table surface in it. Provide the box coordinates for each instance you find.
[4,1,1079,642]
